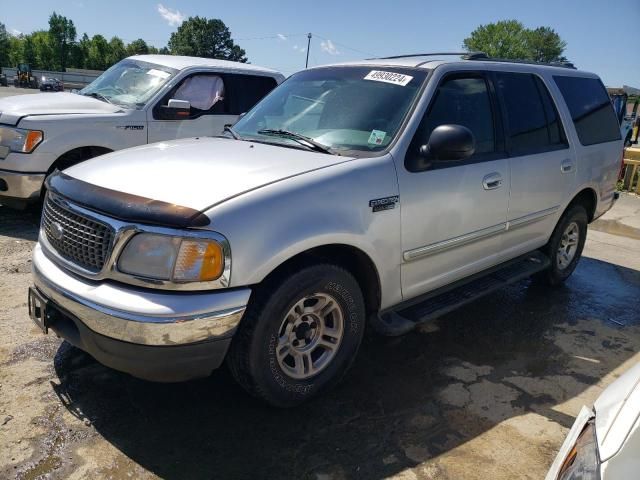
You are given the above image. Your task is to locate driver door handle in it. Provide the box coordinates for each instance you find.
[482,172,503,190]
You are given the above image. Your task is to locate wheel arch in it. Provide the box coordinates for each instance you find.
[47,146,113,175]
[256,243,382,318]
[566,187,598,223]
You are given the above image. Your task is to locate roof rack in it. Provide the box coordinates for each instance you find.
[369,51,576,69]
[370,52,483,60]
[467,55,577,69]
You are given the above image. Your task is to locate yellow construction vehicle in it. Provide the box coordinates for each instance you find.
[13,63,39,89]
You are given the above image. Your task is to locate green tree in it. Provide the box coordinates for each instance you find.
[48,12,76,70]
[7,35,25,66]
[85,35,110,70]
[463,20,568,63]
[167,17,247,62]
[107,37,127,65]
[27,31,56,70]
[527,27,567,62]
[126,38,149,56]
[0,22,9,67]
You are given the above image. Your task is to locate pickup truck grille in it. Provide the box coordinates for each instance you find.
[42,196,114,272]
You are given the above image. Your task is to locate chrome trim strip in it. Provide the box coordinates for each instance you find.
[41,192,231,292]
[33,262,247,346]
[403,223,507,261]
[507,205,560,230]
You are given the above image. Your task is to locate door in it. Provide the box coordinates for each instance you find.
[397,72,510,299]
[147,73,278,143]
[494,72,576,258]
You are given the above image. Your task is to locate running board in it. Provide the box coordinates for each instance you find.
[371,251,551,336]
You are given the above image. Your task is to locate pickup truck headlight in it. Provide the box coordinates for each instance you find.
[118,233,225,282]
[0,126,43,153]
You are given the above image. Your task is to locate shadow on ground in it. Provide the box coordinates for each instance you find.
[46,255,639,479]
[0,205,40,242]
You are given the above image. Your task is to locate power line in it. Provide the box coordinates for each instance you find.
[312,33,378,58]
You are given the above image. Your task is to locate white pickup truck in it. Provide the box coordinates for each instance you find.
[0,55,284,209]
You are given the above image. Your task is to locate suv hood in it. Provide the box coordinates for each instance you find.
[63,137,354,212]
[0,92,122,125]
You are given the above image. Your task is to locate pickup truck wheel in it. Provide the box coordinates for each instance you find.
[227,264,365,407]
[536,205,588,286]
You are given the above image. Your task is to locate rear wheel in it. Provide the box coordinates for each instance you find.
[536,204,588,286]
[227,264,365,407]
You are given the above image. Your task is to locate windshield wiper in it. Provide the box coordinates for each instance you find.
[224,125,243,140]
[257,129,335,155]
[83,92,113,105]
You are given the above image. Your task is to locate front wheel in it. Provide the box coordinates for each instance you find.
[536,204,588,286]
[227,264,366,407]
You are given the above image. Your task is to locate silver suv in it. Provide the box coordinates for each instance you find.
[28,53,622,406]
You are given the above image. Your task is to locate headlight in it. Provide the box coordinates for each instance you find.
[118,233,225,282]
[556,422,599,480]
[0,126,43,153]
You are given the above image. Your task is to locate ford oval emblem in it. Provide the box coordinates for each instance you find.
[51,222,64,241]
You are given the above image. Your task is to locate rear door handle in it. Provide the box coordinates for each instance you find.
[482,172,503,190]
[561,159,574,173]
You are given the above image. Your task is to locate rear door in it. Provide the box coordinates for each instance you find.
[495,71,575,258]
[147,73,277,143]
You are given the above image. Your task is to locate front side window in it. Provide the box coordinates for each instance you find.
[554,76,621,146]
[495,72,567,154]
[233,66,428,156]
[173,75,225,112]
[81,59,177,109]
[406,75,496,168]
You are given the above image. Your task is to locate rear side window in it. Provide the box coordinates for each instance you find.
[554,76,621,146]
[495,72,567,154]
[225,74,278,115]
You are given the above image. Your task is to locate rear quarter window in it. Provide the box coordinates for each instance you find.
[553,76,621,146]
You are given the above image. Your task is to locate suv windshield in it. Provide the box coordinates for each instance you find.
[80,59,178,109]
[233,66,428,155]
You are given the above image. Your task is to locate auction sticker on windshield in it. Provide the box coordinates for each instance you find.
[368,129,387,145]
[364,70,413,86]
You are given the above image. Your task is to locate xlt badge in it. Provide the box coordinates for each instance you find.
[369,196,399,212]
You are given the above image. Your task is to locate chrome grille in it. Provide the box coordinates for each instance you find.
[42,196,114,272]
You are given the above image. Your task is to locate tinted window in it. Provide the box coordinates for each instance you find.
[536,77,567,146]
[407,75,495,167]
[554,76,621,145]
[496,72,566,154]
[225,74,278,115]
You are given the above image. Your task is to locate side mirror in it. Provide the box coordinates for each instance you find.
[420,124,475,161]
[167,99,191,110]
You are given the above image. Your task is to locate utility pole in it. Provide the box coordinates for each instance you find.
[305,33,312,68]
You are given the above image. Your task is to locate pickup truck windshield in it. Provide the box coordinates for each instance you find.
[233,66,428,155]
[80,59,178,109]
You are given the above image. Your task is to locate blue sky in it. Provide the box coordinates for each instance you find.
[3,0,639,86]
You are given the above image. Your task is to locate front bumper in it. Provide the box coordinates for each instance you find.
[31,243,251,381]
[0,169,45,207]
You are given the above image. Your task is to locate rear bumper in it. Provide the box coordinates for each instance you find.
[31,242,251,381]
[0,169,45,207]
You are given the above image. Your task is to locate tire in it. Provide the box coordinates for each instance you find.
[227,263,366,407]
[536,204,588,286]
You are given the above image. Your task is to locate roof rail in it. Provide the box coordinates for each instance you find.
[369,52,485,60]
[367,51,576,69]
[467,56,577,69]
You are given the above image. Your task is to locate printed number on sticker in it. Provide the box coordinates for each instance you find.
[364,70,413,86]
